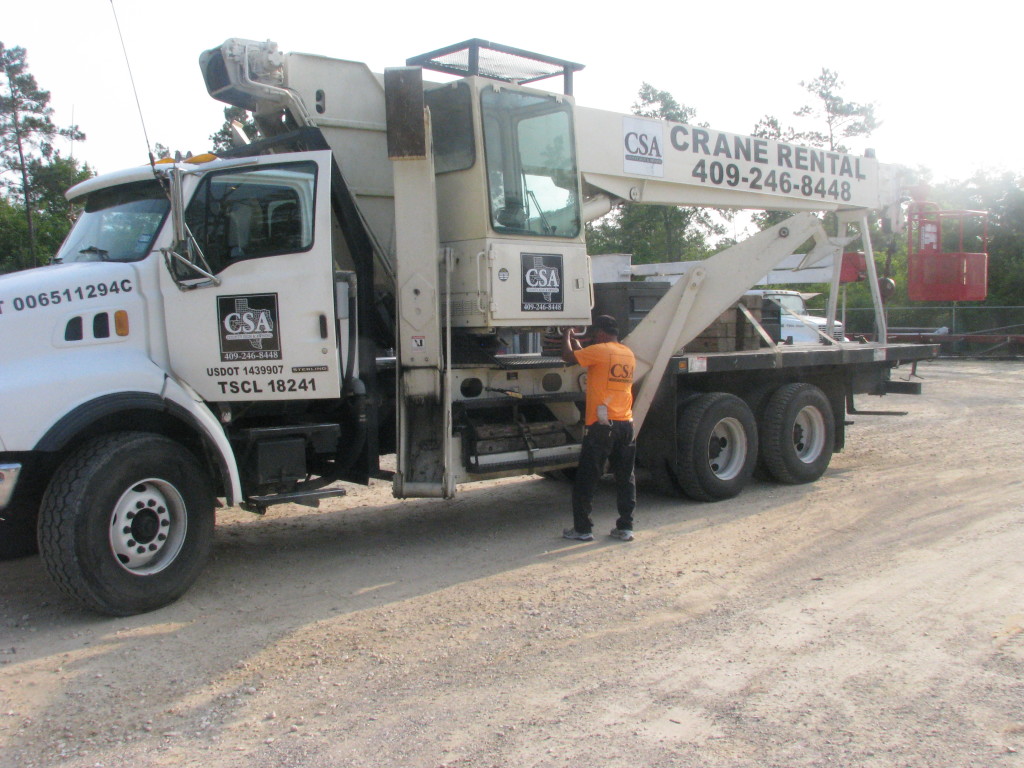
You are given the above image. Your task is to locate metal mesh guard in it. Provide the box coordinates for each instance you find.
[439,48,558,82]
[407,39,583,88]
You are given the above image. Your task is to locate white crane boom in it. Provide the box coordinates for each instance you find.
[575,106,898,215]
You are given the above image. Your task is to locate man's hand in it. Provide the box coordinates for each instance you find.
[561,327,580,365]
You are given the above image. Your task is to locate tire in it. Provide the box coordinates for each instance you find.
[38,432,215,616]
[760,383,834,484]
[743,382,780,481]
[675,392,758,502]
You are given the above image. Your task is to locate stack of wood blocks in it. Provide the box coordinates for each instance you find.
[684,295,764,354]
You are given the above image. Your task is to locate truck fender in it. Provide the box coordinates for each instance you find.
[34,382,243,506]
[159,377,243,506]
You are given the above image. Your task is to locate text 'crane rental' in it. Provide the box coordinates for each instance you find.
[621,116,880,208]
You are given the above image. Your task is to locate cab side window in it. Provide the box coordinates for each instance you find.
[185,161,317,274]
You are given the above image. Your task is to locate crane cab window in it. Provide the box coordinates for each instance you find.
[183,161,317,275]
[481,87,580,238]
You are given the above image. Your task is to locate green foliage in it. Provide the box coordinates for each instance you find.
[754,69,878,154]
[0,154,92,273]
[631,83,696,125]
[28,154,92,250]
[748,72,891,321]
[587,204,721,263]
[753,115,784,140]
[28,154,90,216]
[794,173,1024,325]
[0,43,84,180]
[0,194,29,271]
[792,69,879,154]
[931,172,1024,307]
[1,41,90,271]
[210,106,258,154]
[587,84,722,263]
[751,69,880,239]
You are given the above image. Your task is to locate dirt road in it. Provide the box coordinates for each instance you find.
[2,359,1022,768]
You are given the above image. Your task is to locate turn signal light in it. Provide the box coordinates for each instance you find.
[114,310,130,337]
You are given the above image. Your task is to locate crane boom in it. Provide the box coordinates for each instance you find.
[624,212,836,430]
[575,106,897,214]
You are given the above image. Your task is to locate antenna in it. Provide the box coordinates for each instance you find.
[109,0,156,167]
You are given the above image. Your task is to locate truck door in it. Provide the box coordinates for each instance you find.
[159,150,342,402]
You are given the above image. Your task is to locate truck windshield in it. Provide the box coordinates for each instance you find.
[768,294,807,315]
[481,87,580,238]
[55,180,169,263]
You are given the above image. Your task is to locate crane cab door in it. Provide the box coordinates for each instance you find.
[159,151,342,402]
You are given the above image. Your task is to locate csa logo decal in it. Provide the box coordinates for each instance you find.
[623,116,664,178]
[217,293,282,361]
[521,253,564,312]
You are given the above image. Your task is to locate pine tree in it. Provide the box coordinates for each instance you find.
[0,42,84,265]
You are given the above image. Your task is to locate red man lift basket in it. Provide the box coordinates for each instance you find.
[906,192,989,302]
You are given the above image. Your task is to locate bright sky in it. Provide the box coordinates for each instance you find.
[6,0,1020,185]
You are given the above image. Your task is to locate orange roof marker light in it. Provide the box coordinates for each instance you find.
[152,153,219,165]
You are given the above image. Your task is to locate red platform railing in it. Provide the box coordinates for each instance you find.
[906,199,988,302]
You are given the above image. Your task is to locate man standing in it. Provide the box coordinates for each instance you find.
[561,315,637,542]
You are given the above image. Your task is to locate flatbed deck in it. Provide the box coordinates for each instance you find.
[673,341,939,375]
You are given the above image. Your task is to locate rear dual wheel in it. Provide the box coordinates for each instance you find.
[675,393,758,502]
[760,383,834,484]
[672,384,834,501]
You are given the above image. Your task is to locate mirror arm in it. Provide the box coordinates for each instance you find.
[161,166,221,289]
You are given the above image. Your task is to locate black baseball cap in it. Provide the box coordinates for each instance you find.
[592,315,619,335]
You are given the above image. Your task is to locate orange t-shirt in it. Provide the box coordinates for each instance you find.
[574,341,635,425]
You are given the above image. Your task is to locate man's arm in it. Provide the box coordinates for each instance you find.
[561,328,582,365]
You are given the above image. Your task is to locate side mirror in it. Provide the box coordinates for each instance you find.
[161,165,221,290]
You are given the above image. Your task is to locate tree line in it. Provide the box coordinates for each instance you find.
[0,42,92,273]
[2,42,1022,313]
[586,71,1024,311]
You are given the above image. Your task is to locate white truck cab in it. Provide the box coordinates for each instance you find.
[746,289,847,344]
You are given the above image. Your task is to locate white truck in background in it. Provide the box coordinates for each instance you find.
[747,289,847,343]
[0,38,934,615]
[592,253,847,344]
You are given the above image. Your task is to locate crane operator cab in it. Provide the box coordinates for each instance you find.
[409,40,594,334]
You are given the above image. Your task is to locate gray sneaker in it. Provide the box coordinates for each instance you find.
[610,528,634,541]
[563,528,594,541]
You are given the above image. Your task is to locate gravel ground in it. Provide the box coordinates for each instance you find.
[1,358,1022,768]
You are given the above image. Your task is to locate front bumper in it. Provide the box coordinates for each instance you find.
[0,463,22,510]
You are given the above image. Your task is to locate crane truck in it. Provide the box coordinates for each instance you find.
[0,38,935,615]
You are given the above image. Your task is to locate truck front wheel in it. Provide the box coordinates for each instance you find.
[675,393,758,501]
[38,433,215,616]
[760,383,834,484]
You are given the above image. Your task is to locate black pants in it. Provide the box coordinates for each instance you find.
[572,420,637,534]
